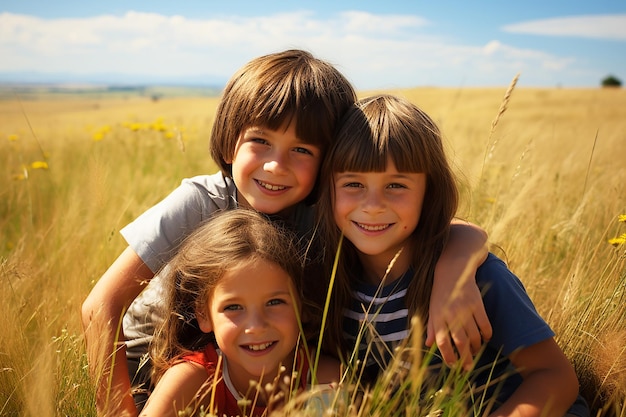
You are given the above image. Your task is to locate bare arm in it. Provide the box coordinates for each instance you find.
[312,353,341,385]
[81,246,155,417]
[489,338,579,417]
[427,220,492,370]
[140,362,211,417]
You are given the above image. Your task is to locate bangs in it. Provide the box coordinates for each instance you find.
[244,62,343,149]
[331,131,394,173]
[251,104,322,148]
[244,82,299,139]
[331,98,437,174]
[210,49,356,178]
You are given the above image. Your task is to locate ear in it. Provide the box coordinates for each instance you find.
[195,308,213,333]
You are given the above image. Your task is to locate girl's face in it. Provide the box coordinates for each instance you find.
[228,120,322,216]
[196,258,301,392]
[333,158,427,281]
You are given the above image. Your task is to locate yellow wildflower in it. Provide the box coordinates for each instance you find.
[8,134,19,141]
[151,118,168,132]
[92,125,112,141]
[31,161,49,170]
[129,122,144,131]
[618,214,626,223]
[608,234,626,247]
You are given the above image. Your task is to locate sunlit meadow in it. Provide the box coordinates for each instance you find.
[0,84,624,416]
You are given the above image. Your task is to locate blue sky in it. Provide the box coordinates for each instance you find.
[1,0,624,89]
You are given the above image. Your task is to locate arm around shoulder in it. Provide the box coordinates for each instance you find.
[427,220,492,369]
[81,246,155,417]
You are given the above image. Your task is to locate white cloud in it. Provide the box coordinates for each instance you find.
[0,11,598,88]
[502,14,626,41]
[336,10,429,35]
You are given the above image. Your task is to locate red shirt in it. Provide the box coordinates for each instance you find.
[184,343,310,417]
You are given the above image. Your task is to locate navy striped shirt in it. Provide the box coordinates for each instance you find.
[339,255,589,416]
[343,269,413,377]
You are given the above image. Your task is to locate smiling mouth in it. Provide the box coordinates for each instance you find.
[246,342,275,351]
[356,222,391,231]
[256,180,287,191]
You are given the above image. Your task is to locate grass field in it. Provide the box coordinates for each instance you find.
[1,85,625,416]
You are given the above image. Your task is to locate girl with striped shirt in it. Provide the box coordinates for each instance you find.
[317,95,587,417]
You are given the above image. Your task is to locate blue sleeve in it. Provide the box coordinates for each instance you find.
[477,254,555,356]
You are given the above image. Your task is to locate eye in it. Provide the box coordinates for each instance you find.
[223,304,243,312]
[250,137,269,145]
[267,298,286,306]
[293,146,314,156]
[388,183,407,189]
[343,182,363,188]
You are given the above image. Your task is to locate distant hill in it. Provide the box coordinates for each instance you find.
[0,71,225,97]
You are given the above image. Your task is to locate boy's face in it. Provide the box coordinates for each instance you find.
[332,158,427,280]
[228,121,322,215]
[196,258,300,391]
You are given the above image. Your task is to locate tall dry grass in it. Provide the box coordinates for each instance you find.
[0,85,624,416]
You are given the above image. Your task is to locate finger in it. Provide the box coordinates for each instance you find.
[425,317,436,347]
[474,308,493,342]
[448,327,469,364]
[435,329,458,365]
[463,317,483,355]
[447,327,475,370]
[458,343,474,371]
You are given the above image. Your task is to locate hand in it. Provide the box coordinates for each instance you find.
[426,273,492,370]
[426,220,492,370]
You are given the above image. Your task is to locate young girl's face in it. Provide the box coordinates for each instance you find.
[196,257,301,390]
[333,158,427,280]
[228,120,322,216]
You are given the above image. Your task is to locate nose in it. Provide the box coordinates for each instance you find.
[263,150,289,176]
[244,309,269,334]
[362,188,386,214]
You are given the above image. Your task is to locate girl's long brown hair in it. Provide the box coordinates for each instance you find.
[316,94,459,356]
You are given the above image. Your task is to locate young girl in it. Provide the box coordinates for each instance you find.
[81,50,490,417]
[140,209,338,417]
[318,94,588,416]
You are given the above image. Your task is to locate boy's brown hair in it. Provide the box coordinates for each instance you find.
[210,49,356,204]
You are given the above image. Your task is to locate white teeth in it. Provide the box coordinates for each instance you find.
[248,342,273,351]
[358,223,390,231]
[258,181,286,191]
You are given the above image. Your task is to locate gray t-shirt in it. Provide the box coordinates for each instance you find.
[121,172,238,357]
[120,172,315,358]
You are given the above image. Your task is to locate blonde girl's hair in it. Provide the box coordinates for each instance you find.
[150,209,305,382]
[317,94,459,354]
[209,49,357,204]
